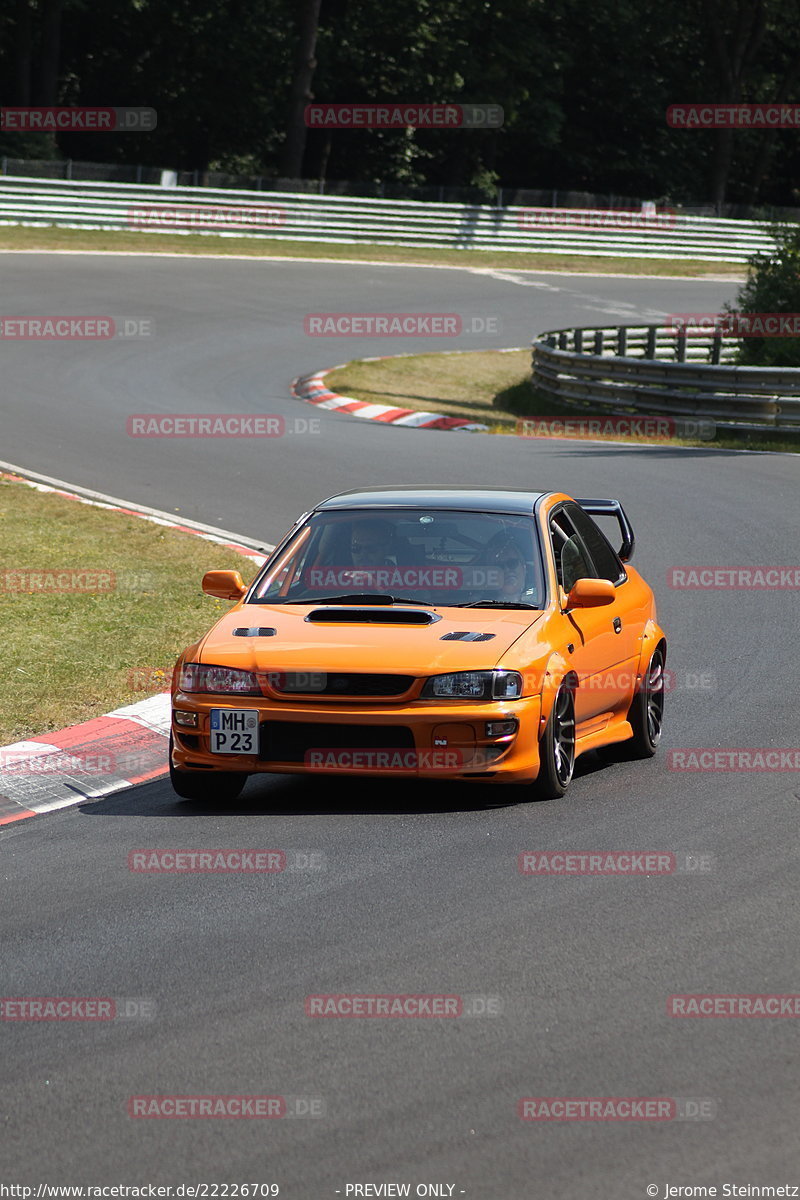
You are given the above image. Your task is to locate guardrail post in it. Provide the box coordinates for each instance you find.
[531,321,800,433]
[646,326,657,359]
[617,326,627,357]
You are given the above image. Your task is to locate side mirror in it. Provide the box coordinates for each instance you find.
[565,577,615,609]
[202,570,247,601]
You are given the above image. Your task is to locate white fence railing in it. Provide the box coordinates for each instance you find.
[0,176,779,261]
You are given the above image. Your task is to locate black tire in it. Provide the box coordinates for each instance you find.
[626,645,666,758]
[530,680,576,800]
[168,733,247,801]
[600,645,666,762]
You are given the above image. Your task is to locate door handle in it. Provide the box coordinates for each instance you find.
[613,617,622,633]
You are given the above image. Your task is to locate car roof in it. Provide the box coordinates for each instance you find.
[315,486,550,515]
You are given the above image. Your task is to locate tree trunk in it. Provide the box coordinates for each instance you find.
[37,0,63,106]
[706,0,766,212]
[14,0,33,105]
[281,0,322,179]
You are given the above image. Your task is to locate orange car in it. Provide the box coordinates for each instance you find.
[169,487,666,801]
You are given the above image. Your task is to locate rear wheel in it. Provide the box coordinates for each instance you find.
[168,733,247,801]
[627,645,665,758]
[530,680,575,800]
[599,645,666,762]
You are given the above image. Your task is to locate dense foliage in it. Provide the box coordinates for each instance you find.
[729,226,800,364]
[3,0,800,207]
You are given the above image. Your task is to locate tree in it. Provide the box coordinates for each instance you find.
[281,0,322,178]
[726,224,800,366]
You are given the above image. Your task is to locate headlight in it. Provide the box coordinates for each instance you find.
[178,663,262,695]
[420,670,523,700]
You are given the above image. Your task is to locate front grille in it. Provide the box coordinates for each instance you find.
[260,721,415,763]
[273,673,414,697]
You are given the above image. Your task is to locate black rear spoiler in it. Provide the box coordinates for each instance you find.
[575,498,635,562]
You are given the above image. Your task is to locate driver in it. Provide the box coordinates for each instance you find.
[349,519,397,567]
[481,530,532,601]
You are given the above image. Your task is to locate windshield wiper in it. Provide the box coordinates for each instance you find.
[452,600,540,609]
[281,593,432,606]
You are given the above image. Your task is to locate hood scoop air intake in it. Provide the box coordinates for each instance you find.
[306,607,440,625]
[440,631,495,641]
[232,627,277,637]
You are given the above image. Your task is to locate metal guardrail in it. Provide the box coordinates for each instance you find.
[0,176,778,261]
[531,325,800,432]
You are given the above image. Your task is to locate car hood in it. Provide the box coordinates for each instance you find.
[197,603,545,674]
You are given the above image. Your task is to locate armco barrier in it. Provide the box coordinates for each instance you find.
[0,176,777,261]
[531,325,800,432]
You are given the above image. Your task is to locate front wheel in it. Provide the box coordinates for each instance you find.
[168,733,247,801]
[530,680,576,800]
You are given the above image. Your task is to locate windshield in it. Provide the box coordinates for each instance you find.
[250,508,545,608]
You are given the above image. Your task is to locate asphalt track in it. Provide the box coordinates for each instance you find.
[2,252,799,1197]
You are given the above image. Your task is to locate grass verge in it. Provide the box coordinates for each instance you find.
[0,224,744,277]
[0,475,259,743]
[324,350,800,453]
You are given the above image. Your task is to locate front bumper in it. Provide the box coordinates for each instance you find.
[171,693,542,784]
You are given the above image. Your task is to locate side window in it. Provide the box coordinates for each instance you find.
[549,509,595,592]
[563,503,626,585]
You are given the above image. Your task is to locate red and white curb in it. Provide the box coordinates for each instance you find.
[0,463,270,826]
[0,695,173,825]
[291,364,489,432]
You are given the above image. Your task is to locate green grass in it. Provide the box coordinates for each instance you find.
[0,475,259,743]
[325,349,800,453]
[0,223,744,277]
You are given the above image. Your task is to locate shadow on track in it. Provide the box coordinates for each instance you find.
[76,751,611,819]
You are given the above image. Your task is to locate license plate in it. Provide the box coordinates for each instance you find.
[209,708,259,754]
